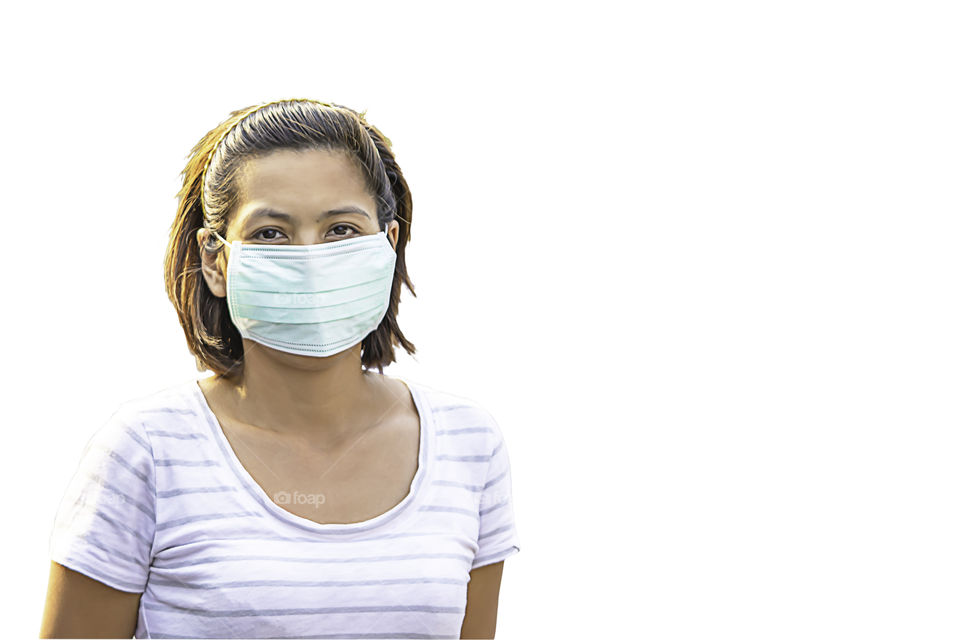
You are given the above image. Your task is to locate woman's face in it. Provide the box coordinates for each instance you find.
[199,147,396,296]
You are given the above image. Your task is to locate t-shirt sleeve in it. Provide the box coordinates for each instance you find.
[471,409,521,570]
[48,406,157,593]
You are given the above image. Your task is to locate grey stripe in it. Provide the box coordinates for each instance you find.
[435,426,492,436]
[155,458,220,467]
[483,469,507,489]
[176,530,457,544]
[147,430,209,440]
[478,524,513,541]
[138,407,197,415]
[142,601,463,617]
[122,425,153,455]
[149,632,457,639]
[431,479,483,492]
[79,532,145,566]
[157,485,238,498]
[149,576,468,589]
[431,404,474,412]
[99,445,153,490]
[436,454,489,462]
[479,500,508,517]
[52,557,144,592]
[419,505,478,518]
[156,552,473,570]
[155,511,263,530]
[86,471,155,519]
[489,440,504,457]
[327,530,455,543]
[93,509,154,547]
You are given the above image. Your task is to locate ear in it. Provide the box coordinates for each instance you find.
[195,228,228,298]
[387,220,399,250]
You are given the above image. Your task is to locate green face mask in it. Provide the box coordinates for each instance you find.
[211,227,396,357]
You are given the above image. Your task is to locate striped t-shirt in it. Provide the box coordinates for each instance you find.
[48,376,521,639]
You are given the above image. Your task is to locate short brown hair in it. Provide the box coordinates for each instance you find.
[164,99,417,379]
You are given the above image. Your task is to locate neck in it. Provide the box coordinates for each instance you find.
[214,339,384,446]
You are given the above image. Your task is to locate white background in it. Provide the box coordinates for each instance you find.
[3,1,959,638]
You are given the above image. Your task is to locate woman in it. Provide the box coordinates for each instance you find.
[40,99,520,639]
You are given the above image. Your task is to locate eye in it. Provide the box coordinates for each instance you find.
[252,228,287,241]
[328,224,359,237]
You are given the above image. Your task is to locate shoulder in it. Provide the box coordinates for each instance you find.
[119,379,203,416]
[79,405,154,472]
[405,379,494,419]
[404,379,505,456]
[84,380,207,462]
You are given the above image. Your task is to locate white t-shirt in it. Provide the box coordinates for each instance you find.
[48,376,521,639]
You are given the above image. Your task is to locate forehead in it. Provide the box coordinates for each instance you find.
[237,148,372,205]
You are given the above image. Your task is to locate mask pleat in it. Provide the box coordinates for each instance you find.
[234,278,390,309]
[242,303,387,349]
[233,287,391,323]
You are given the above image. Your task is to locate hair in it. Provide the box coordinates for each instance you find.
[164,99,416,380]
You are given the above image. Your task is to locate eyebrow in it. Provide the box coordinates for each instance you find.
[243,206,372,224]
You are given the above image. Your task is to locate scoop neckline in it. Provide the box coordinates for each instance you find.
[188,375,431,536]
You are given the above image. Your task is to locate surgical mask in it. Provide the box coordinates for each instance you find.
[210,226,397,357]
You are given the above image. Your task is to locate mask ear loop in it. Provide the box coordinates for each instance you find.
[209,229,232,255]
[382,221,396,251]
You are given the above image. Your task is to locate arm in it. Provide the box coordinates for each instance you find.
[43,408,156,638]
[39,562,142,639]
[460,560,505,640]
